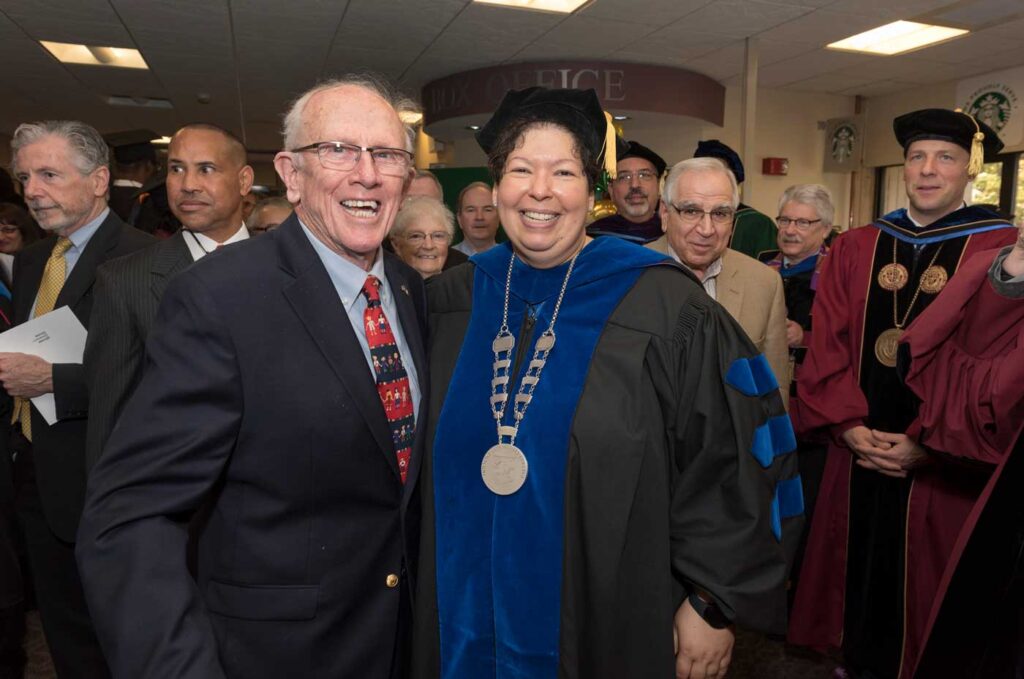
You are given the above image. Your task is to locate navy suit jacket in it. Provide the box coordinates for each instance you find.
[0,212,154,541]
[76,216,427,678]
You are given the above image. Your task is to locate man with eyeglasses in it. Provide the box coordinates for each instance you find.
[694,139,779,259]
[648,157,790,405]
[587,140,666,244]
[788,109,1018,679]
[77,76,427,679]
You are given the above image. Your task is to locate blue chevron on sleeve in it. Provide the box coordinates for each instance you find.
[770,476,805,541]
[725,354,780,397]
[750,414,797,468]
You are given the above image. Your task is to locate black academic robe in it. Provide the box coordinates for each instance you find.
[412,242,802,679]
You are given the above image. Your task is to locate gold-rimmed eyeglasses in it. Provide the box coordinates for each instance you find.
[290,141,413,177]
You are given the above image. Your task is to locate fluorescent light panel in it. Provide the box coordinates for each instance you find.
[40,40,148,69]
[473,0,589,14]
[827,21,968,55]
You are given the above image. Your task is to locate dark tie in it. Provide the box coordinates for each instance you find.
[361,275,413,483]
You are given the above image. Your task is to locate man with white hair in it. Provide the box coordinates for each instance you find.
[77,75,427,678]
[0,120,153,678]
[648,157,790,404]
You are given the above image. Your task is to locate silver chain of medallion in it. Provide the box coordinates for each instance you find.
[489,248,581,447]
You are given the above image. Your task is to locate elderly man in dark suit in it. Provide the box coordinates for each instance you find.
[77,75,426,679]
[84,123,253,470]
[0,120,154,678]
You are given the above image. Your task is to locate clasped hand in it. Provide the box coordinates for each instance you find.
[841,425,927,478]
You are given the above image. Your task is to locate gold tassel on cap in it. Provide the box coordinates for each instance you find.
[955,107,986,177]
[602,111,617,177]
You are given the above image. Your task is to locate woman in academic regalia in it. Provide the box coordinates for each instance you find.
[411,87,803,679]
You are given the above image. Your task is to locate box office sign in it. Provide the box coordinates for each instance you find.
[957,66,1024,148]
[422,61,725,129]
[823,116,863,173]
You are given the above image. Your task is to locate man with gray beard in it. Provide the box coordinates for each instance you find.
[587,140,666,245]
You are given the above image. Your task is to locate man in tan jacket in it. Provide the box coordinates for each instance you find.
[648,157,790,404]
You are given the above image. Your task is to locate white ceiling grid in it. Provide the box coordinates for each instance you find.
[0,0,1021,149]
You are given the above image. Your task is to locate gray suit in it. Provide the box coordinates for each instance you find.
[84,231,192,470]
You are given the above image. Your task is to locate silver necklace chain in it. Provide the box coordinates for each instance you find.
[490,248,581,447]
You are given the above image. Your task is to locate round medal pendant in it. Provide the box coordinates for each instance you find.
[874,327,903,368]
[877,263,909,291]
[920,265,948,294]
[481,444,529,495]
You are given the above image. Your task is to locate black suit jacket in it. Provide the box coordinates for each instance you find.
[84,231,192,469]
[0,211,154,541]
[77,216,427,679]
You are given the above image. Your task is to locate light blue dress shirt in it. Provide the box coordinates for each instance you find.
[30,207,108,320]
[299,221,421,422]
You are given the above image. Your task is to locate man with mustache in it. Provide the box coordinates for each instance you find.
[587,140,666,244]
[788,108,1018,679]
[0,120,153,678]
[83,123,252,470]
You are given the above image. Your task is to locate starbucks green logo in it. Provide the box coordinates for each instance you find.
[831,124,855,163]
[968,92,1011,132]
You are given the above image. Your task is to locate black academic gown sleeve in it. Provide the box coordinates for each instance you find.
[414,264,800,679]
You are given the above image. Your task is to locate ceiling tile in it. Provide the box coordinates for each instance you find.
[754,9,890,45]
[417,3,564,63]
[578,0,713,25]
[332,0,465,52]
[1,0,133,45]
[673,0,814,39]
[757,47,871,86]
[509,15,657,60]
[823,0,962,21]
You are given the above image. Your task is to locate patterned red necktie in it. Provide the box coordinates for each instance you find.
[361,275,413,483]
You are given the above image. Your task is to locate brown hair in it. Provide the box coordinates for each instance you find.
[0,202,44,248]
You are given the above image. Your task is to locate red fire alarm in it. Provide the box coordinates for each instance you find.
[762,157,789,175]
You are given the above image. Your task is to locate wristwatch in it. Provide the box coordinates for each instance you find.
[687,590,732,630]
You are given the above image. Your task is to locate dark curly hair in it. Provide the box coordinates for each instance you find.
[485,118,602,191]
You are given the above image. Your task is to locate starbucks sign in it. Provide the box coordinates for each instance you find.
[957,66,1024,147]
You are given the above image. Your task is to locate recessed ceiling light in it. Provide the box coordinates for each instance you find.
[472,0,590,14]
[612,115,630,121]
[400,111,424,125]
[151,136,172,145]
[40,40,149,69]
[466,125,481,131]
[827,21,968,56]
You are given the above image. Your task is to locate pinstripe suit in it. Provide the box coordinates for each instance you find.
[84,230,192,470]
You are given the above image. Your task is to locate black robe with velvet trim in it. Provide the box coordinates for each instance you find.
[412,261,802,679]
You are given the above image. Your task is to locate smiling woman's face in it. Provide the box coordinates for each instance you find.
[495,123,593,270]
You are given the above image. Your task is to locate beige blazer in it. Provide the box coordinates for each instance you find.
[648,237,791,406]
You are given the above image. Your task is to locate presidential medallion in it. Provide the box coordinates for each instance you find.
[481,443,528,495]
[919,265,948,294]
[877,263,908,291]
[874,327,903,368]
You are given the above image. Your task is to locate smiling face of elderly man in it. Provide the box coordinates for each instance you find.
[274,83,414,270]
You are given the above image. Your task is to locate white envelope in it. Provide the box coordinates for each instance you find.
[0,306,88,425]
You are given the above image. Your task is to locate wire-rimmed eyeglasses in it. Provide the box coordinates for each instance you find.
[669,204,735,225]
[290,141,413,177]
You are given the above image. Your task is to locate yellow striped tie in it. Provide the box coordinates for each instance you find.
[13,237,73,441]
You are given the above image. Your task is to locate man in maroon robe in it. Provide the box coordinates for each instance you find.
[901,232,1024,678]
[787,108,1017,679]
